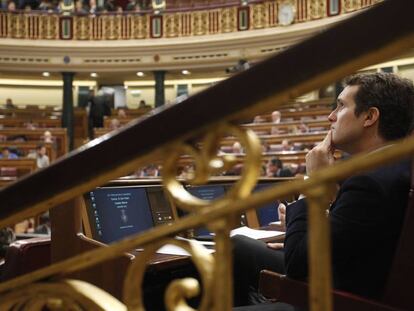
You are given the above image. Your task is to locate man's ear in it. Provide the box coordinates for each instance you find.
[363,107,380,127]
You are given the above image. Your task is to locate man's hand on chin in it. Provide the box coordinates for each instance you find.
[305,130,335,175]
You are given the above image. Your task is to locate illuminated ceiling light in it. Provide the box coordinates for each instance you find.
[42,72,50,77]
[182,70,190,75]
[136,72,144,77]
[124,85,128,89]
[90,72,98,78]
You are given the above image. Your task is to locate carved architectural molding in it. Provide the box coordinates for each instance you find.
[0,10,357,73]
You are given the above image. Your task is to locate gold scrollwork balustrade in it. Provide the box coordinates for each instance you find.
[162,123,263,311]
[124,238,214,311]
[0,125,413,311]
[0,279,127,311]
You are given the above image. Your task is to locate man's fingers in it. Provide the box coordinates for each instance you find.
[319,130,332,149]
[267,242,284,250]
[278,203,286,215]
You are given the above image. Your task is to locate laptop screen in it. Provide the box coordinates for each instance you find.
[253,183,280,226]
[178,184,226,237]
[85,186,155,244]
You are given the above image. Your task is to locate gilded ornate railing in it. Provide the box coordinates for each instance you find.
[0,0,380,40]
[0,0,413,310]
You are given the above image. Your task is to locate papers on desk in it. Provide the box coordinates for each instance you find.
[155,237,215,256]
[155,227,284,256]
[230,226,284,239]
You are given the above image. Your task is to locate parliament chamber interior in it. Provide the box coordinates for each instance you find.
[0,0,414,310]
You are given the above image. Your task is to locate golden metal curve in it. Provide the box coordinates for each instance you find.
[0,279,126,311]
[123,238,214,311]
[162,124,263,213]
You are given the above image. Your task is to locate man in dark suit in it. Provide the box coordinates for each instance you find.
[233,72,414,310]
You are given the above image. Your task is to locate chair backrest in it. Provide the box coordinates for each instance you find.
[0,237,51,282]
[0,167,17,177]
[382,160,414,309]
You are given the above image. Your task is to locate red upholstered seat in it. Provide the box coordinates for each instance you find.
[0,167,17,177]
[0,237,51,282]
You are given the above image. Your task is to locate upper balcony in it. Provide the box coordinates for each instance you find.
[0,0,381,73]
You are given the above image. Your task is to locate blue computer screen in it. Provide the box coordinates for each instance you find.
[254,183,279,226]
[87,187,154,244]
[187,185,226,201]
[182,185,226,236]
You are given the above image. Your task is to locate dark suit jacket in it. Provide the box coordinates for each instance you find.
[284,160,411,299]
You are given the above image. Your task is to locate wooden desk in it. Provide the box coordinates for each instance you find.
[260,108,332,122]
[0,158,37,177]
[0,107,59,118]
[0,116,61,128]
[219,132,327,147]
[242,119,330,134]
[0,128,68,157]
[0,142,56,162]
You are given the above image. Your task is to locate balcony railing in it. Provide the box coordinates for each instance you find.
[0,0,380,40]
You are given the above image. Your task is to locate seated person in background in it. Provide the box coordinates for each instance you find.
[262,141,271,153]
[34,212,51,235]
[139,164,160,177]
[232,141,243,154]
[117,108,127,118]
[126,0,137,10]
[109,118,121,130]
[7,1,16,11]
[265,157,293,178]
[296,122,309,133]
[270,111,283,134]
[25,122,37,130]
[74,0,88,14]
[0,147,18,159]
[271,110,281,123]
[4,98,16,109]
[281,139,294,151]
[253,115,266,123]
[232,72,414,310]
[138,100,150,109]
[41,130,54,144]
[0,227,16,258]
[28,144,50,168]
[178,164,195,179]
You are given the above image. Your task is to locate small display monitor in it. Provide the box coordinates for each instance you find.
[253,183,280,226]
[84,185,173,244]
[179,184,226,237]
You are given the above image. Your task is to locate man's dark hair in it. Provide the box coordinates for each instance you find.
[270,157,283,169]
[36,144,46,151]
[344,72,414,141]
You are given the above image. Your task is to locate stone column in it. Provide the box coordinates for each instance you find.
[62,72,75,151]
[154,70,166,107]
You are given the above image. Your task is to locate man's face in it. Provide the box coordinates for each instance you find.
[38,147,46,156]
[328,85,367,154]
[266,163,277,176]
